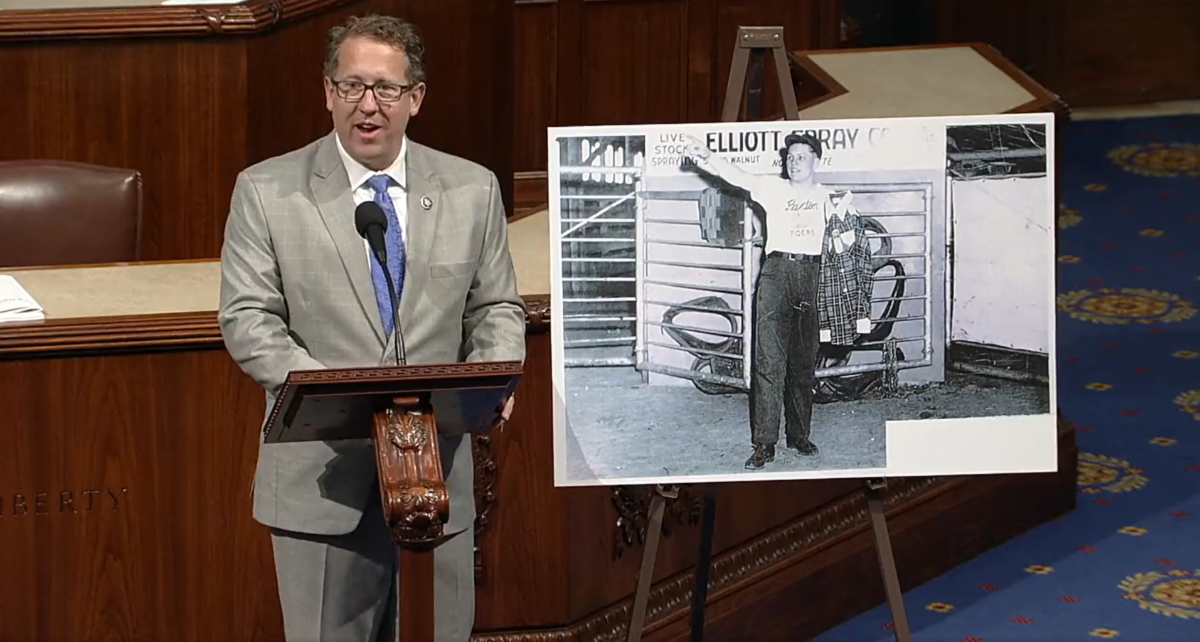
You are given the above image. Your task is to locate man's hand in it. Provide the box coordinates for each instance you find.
[682,134,710,163]
[493,394,515,431]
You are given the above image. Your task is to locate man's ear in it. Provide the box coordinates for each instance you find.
[408,82,427,117]
[323,77,335,113]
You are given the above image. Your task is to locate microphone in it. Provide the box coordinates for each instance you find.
[354,201,407,367]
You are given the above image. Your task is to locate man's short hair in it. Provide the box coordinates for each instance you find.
[324,14,427,84]
[778,133,822,178]
[782,133,822,159]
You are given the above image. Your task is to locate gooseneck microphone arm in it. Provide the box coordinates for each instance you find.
[377,249,406,368]
[354,202,408,367]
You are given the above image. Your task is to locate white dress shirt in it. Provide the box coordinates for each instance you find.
[334,133,409,270]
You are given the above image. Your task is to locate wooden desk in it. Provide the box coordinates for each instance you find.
[0,261,282,642]
[0,254,545,642]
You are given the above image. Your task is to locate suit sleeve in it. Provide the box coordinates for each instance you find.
[218,171,326,395]
[461,171,528,364]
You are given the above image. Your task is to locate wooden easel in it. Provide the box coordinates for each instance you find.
[624,26,914,642]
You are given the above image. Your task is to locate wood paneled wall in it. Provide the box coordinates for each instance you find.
[0,0,513,261]
[512,0,843,211]
[930,0,1200,108]
[0,0,842,258]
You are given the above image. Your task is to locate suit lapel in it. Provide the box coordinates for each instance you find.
[399,142,443,327]
[310,133,386,346]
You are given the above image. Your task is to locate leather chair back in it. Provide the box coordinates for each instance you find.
[0,160,143,268]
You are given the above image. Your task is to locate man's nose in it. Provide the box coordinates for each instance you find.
[357,90,380,113]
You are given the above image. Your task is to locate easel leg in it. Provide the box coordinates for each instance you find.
[865,479,913,642]
[688,489,717,642]
[626,486,673,642]
[398,547,436,642]
[743,49,766,122]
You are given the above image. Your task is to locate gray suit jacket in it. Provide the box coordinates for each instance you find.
[218,132,527,537]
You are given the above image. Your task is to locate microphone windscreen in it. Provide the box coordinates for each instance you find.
[354,201,388,239]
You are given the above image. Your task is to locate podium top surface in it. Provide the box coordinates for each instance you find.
[264,361,523,443]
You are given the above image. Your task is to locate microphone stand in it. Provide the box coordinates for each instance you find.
[382,268,406,368]
[367,233,407,368]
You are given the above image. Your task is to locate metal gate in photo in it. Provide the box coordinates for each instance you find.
[631,180,936,395]
[816,181,936,394]
[556,136,644,369]
[554,141,938,394]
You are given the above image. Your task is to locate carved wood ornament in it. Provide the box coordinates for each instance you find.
[0,0,346,42]
[611,486,702,560]
[372,395,451,551]
[472,434,499,584]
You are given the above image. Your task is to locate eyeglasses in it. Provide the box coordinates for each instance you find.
[330,79,416,103]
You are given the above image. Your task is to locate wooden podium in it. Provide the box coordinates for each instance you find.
[262,361,523,642]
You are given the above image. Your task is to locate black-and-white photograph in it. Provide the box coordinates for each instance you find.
[548,114,1057,487]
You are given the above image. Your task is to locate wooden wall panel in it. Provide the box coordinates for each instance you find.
[0,347,281,642]
[473,330,574,629]
[579,0,687,126]
[564,477,861,623]
[930,0,1200,108]
[0,39,248,262]
[930,0,1060,82]
[513,0,843,211]
[1058,0,1200,107]
[513,1,558,190]
[0,0,514,261]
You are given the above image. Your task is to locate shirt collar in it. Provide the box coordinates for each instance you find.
[334,132,408,193]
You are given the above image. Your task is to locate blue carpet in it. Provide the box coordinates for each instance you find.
[815,115,1200,642]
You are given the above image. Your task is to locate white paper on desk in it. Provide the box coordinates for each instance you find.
[0,275,45,322]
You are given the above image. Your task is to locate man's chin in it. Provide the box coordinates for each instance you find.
[347,140,398,170]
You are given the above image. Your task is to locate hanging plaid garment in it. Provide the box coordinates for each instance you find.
[818,190,874,346]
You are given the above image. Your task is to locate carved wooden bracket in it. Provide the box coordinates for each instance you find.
[472,434,499,585]
[373,395,450,550]
[195,2,280,34]
[611,485,702,560]
[196,9,229,34]
[523,295,552,334]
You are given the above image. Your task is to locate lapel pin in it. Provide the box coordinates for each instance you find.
[420,196,433,210]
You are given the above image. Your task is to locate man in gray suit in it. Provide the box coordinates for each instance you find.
[217,13,526,642]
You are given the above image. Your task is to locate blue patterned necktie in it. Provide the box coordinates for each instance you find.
[365,174,406,338]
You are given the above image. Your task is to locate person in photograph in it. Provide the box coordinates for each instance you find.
[683,132,871,469]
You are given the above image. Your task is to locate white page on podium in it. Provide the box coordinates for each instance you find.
[0,275,45,323]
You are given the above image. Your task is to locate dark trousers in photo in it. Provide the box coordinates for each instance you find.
[749,251,821,446]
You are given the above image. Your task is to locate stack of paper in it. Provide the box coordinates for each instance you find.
[0,274,44,323]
